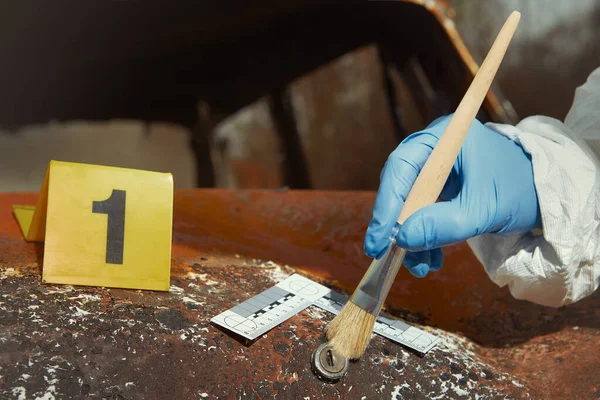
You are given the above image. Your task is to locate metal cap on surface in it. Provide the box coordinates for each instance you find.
[310,343,349,383]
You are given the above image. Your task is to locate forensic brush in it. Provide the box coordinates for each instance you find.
[325,10,522,360]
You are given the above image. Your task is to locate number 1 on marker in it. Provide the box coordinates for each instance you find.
[93,189,126,264]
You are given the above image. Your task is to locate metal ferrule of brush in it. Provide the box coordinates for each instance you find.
[350,223,407,315]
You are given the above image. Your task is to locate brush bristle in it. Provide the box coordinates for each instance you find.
[326,301,377,359]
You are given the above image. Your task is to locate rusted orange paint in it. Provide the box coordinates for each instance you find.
[0,190,582,333]
[168,189,507,338]
[1,190,599,398]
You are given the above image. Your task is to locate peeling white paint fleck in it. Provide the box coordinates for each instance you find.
[391,385,402,399]
[70,306,91,317]
[45,286,74,294]
[451,385,469,397]
[430,380,449,400]
[169,285,185,294]
[1,267,22,278]
[11,387,26,400]
[304,307,326,320]
[186,273,219,286]
[68,294,102,302]
[260,261,292,283]
[182,297,204,307]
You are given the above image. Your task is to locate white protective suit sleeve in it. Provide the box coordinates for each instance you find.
[466,66,600,308]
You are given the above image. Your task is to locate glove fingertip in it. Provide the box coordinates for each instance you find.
[363,238,378,258]
[364,233,388,259]
[407,263,429,278]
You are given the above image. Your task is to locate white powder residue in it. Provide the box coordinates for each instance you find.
[259,261,293,282]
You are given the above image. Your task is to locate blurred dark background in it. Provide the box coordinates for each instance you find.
[0,0,598,192]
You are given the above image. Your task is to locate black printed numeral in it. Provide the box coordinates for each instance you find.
[93,189,126,264]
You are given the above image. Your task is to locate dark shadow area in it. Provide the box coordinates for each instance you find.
[268,87,312,189]
[34,242,44,276]
[0,1,513,187]
[386,280,600,349]
[210,322,257,348]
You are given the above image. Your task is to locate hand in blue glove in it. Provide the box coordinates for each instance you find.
[364,114,542,278]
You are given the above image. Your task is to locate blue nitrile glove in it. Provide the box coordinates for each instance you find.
[364,114,542,278]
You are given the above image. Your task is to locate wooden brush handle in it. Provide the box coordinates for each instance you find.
[397,11,521,224]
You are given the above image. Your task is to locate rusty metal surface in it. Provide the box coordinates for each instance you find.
[1,190,599,399]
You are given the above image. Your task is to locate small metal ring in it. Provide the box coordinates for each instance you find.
[310,343,349,383]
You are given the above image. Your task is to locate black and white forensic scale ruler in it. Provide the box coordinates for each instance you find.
[211,274,438,354]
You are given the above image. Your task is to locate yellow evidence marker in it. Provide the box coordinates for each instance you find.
[12,160,173,291]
